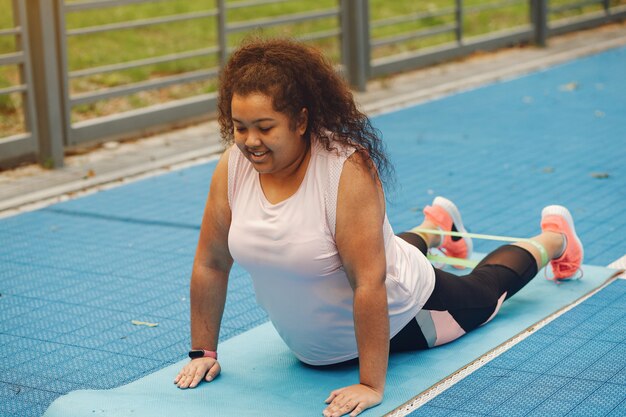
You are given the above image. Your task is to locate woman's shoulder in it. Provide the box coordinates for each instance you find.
[313,133,358,161]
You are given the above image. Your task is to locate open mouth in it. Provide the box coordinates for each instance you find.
[247,149,269,162]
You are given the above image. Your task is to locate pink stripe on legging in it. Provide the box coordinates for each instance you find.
[429,291,507,346]
[431,310,466,346]
[483,292,507,325]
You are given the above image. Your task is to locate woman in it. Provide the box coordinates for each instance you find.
[174,38,583,417]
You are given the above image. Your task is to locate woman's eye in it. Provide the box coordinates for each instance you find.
[259,127,272,133]
[235,127,246,133]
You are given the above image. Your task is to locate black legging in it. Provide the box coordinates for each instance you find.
[390,232,538,352]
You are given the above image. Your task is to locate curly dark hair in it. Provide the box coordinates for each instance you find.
[217,37,394,187]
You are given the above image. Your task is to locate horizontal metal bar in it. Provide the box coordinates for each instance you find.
[70,68,219,106]
[0,84,26,95]
[549,0,603,14]
[371,27,533,78]
[0,52,24,66]
[371,24,457,48]
[69,46,220,78]
[0,133,36,165]
[549,6,626,34]
[465,0,526,14]
[66,10,218,36]
[296,28,342,42]
[65,0,172,12]
[0,27,21,37]
[227,0,292,10]
[69,93,217,146]
[226,8,339,33]
[371,8,455,29]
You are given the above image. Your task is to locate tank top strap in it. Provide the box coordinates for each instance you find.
[227,144,245,209]
[321,140,356,239]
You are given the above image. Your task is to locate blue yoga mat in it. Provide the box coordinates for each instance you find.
[44,263,618,417]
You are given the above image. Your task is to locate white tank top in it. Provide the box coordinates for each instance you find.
[227,139,435,365]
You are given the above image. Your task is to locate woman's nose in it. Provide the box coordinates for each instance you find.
[244,130,262,147]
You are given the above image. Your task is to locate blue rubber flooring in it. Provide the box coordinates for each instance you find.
[410,279,626,417]
[1,45,625,416]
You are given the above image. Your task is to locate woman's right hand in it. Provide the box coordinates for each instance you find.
[174,358,221,389]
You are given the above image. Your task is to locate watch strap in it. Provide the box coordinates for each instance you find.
[188,349,218,360]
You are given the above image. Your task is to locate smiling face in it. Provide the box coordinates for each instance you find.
[231,92,308,178]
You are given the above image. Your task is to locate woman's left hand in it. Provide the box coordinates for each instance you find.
[322,384,383,417]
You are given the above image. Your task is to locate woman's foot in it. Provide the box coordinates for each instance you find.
[541,205,584,280]
[423,197,473,267]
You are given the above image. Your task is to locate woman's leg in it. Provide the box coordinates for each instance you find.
[396,217,439,256]
[391,198,583,352]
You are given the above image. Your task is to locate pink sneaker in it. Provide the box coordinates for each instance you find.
[541,205,584,280]
[423,197,473,267]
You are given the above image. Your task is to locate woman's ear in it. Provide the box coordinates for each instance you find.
[297,108,308,136]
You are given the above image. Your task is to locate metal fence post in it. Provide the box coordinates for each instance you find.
[24,0,66,168]
[216,0,228,66]
[531,0,548,47]
[340,0,370,92]
[456,0,464,45]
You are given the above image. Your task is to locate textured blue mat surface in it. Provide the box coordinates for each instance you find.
[1,45,625,416]
[410,279,626,417]
[42,264,617,417]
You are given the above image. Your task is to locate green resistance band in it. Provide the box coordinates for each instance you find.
[410,228,549,268]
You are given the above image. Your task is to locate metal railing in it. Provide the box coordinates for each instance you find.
[60,0,222,148]
[0,0,40,165]
[0,0,624,168]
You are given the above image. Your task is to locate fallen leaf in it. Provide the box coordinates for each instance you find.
[103,141,119,150]
[591,172,609,179]
[559,82,579,92]
[131,320,159,327]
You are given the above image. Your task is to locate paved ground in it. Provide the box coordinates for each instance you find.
[1,22,626,218]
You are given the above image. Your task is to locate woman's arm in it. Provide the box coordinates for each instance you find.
[324,150,389,417]
[175,148,234,389]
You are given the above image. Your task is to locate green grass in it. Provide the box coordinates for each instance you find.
[1,0,625,138]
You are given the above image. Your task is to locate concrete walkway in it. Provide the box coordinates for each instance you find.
[1,22,626,218]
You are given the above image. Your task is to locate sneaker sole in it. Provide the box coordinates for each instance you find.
[541,205,584,264]
[433,196,473,256]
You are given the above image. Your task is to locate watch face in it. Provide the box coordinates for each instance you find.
[189,350,204,358]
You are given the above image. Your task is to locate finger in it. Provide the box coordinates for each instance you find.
[174,362,195,385]
[327,396,350,417]
[349,403,365,417]
[325,389,342,404]
[205,361,221,382]
[176,373,188,389]
[331,401,355,417]
[322,405,341,417]
[178,373,192,389]
[189,367,207,388]
[174,364,191,384]
[179,371,197,389]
